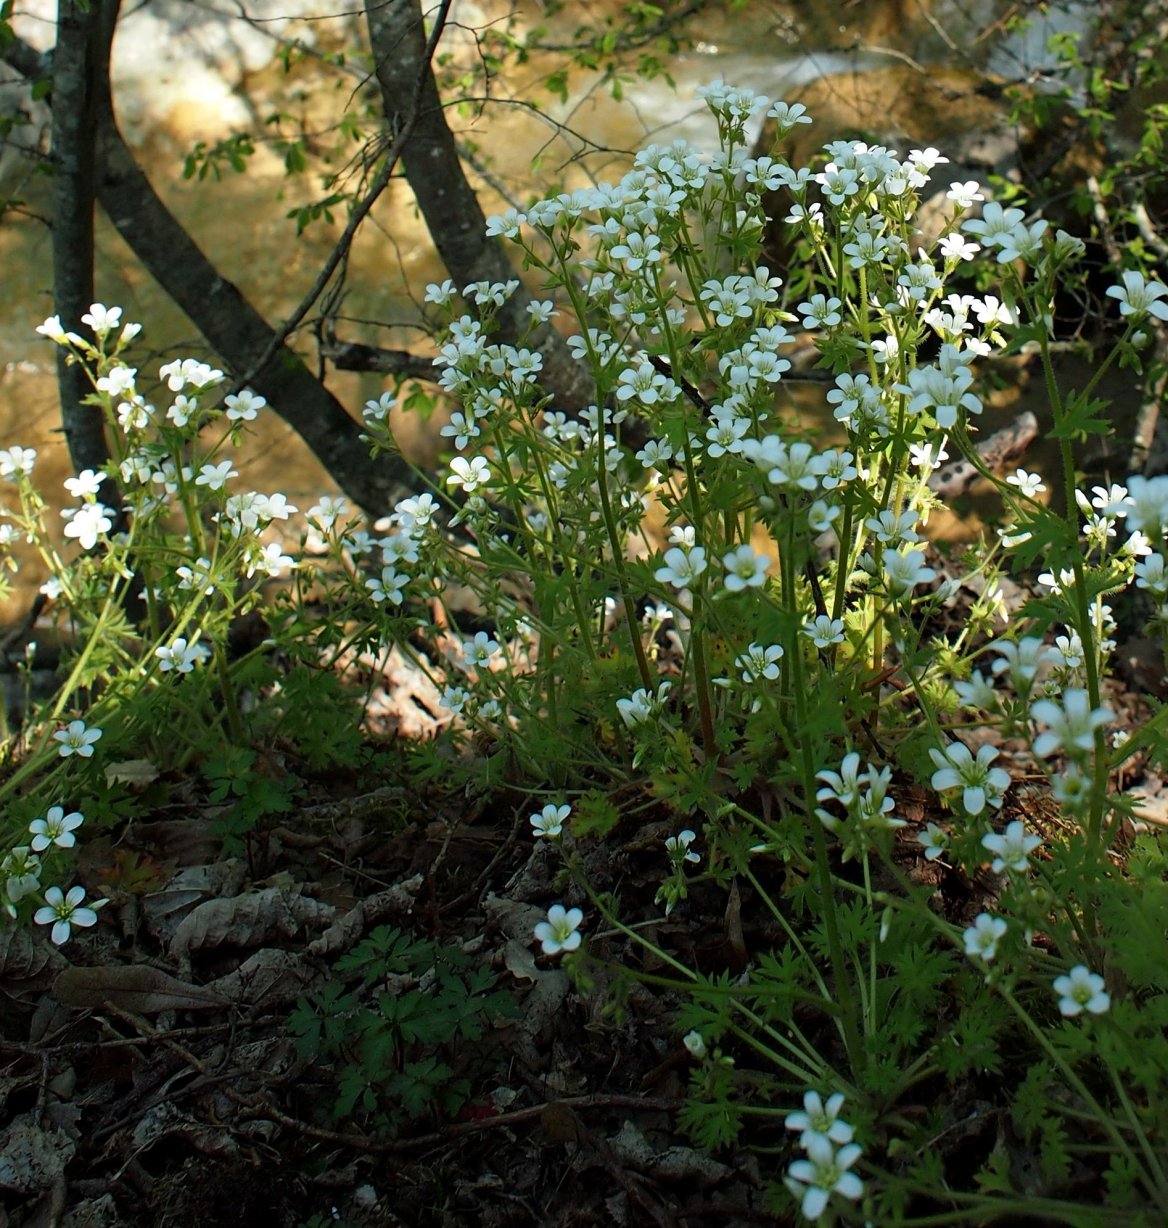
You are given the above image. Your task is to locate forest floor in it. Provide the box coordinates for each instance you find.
[2,587,1166,1228]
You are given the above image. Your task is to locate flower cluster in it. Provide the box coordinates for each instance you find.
[784,1092,864,1221]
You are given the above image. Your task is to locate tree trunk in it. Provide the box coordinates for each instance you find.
[50,0,117,478]
[363,0,593,413]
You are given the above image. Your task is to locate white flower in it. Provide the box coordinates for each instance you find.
[29,806,85,852]
[534,903,584,956]
[525,299,558,324]
[36,315,80,344]
[158,358,224,391]
[530,804,570,839]
[34,885,106,945]
[308,496,349,532]
[64,469,105,498]
[636,438,674,470]
[1105,271,1168,322]
[981,819,1041,874]
[439,684,470,715]
[54,719,103,758]
[784,1091,854,1149]
[97,365,137,397]
[462,630,501,669]
[682,1030,707,1059]
[735,642,784,683]
[175,557,215,594]
[784,1133,864,1221]
[816,753,867,811]
[255,492,297,522]
[655,545,708,590]
[1122,475,1168,537]
[721,545,769,592]
[929,742,1010,816]
[2,847,42,911]
[916,822,948,861]
[992,636,1057,691]
[962,201,1025,246]
[665,829,701,864]
[1006,469,1046,498]
[155,637,209,674]
[62,502,114,550]
[882,548,936,598]
[363,392,397,423]
[485,207,526,238]
[1053,965,1110,1016]
[1134,553,1168,596]
[423,279,457,307]
[947,181,984,208]
[939,232,980,262]
[616,681,671,728]
[366,566,409,605]
[0,445,37,480]
[447,456,491,494]
[1030,689,1112,757]
[954,671,998,713]
[195,461,237,491]
[224,389,266,422]
[81,303,122,335]
[800,612,846,654]
[766,100,812,130]
[963,912,1007,961]
[797,294,842,329]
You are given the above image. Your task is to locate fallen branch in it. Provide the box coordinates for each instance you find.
[929,411,1039,500]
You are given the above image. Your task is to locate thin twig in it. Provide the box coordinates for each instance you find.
[233,0,456,392]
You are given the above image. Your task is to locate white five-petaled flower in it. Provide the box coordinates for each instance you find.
[81,303,122,335]
[461,631,502,670]
[721,545,769,592]
[155,637,209,674]
[62,502,114,550]
[785,1091,854,1150]
[534,903,584,956]
[447,456,491,494]
[882,548,936,598]
[735,642,784,683]
[54,719,103,758]
[963,912,1007,961]
[363,392,397,422]
[224,389,266,422]
[929,741,1010,816]
[803,615,845,649]
[63,469,105,499]
[1030,689,1113,758]
[34,885,106,945]
[29,806,85,852]
[1105,271,1168,322]
[655,545,708,590]
[0,445,37,480]
[784,1133,864,1221]
[423,279,457,307]
[797,294,842,330]
[366,565,409,606]
[1006,469,1046,498]
[1053,965,1110,1016]
[981,819,1041,874]
[530,804,570,839]
[195,461,237,491]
